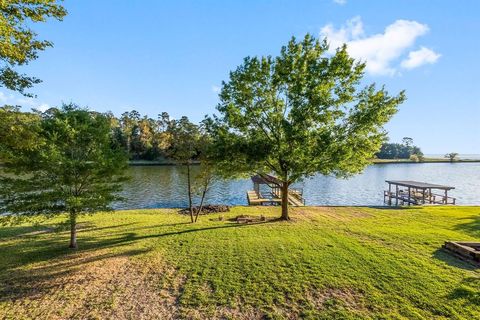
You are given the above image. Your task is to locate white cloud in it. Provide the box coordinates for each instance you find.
[401,47,441,69]
[35,103,51,112]
[0,90,51,111]
[320,17,440,75]
[211,85,221,94]
[0,91,14,104]
[333,0,347,5]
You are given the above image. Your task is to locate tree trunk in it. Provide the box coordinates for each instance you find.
[69,210,78,249]
[281,182,290,220]
[195,183,208,222]
[186,163,194,223]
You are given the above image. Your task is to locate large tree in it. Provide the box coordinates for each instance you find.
[209,34,406,220]
[0,104,128,248]
[0,0,67,96]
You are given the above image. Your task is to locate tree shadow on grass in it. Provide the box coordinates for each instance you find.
[0,222,138,240]
[0,224,60,239]
[453,214,480,238]
[0,219,276,303]
[78,219,277,249]
[432,248,479,271]
[447,277,480,306]
[0,218,273,273]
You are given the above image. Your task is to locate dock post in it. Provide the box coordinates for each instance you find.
[395,185,399,206]
[388,183,392,205]
[407,187,411,206]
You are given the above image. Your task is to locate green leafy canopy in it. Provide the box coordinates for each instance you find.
[0,0,67,96]
[209,34,406,185]
[0,104,129,225]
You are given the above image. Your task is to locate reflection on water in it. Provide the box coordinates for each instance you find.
[116,162,480,209]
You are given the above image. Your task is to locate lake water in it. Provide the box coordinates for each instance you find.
[117,162,480,209]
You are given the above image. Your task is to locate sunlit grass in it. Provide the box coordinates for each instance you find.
[0,206,479,319]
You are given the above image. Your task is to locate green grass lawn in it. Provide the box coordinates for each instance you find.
[0,206,479,319]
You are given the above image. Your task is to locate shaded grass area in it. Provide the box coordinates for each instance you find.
[0,206,479,319]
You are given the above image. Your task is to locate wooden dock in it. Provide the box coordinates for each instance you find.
[246,191,281,206]
[272,188,304,206]
[384,180,456,206]
[247,174,305,207]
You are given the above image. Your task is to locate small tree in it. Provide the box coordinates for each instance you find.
[445,152,458,162]
[209,34,405,220]
[402,137,414,148]
[0,104,128,249]
[0,0,67,95]
[192,126,220,222]
[168,116,201,222]
[193,161,217,222]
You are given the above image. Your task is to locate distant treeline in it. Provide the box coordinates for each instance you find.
[2,107,424,163]
[109,110,200,161]
[110,110,425,162]
[376,137,424,160]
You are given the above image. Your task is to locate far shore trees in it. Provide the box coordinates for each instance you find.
[112,110,173,161]
[208,34,405,220]
[445,152,459,162]
[376,137,423,160]
[0,104,128,249]
[0,0,67,95]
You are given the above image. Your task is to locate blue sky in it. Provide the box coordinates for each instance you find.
[1,0,479,153]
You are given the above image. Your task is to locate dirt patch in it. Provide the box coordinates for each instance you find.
[305,287,366,311]
[179,287,366,319]
[182,304,264,320]
[0,250,183,320]
[1,250,368,320]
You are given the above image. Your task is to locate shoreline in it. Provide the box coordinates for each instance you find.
[372,158,480,164]
[110,204,480,212]
[127,159,480,166]
[128,160,200,166]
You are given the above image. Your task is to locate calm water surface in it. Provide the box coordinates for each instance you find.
[116,162,480,209]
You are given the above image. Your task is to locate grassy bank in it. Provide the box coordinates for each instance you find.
[0,206,479,319]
